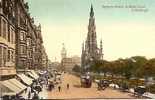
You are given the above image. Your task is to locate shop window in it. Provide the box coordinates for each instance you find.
[3,47,7,66]
[10,28,15,44]
[8,26,11,42]
[11,51,14,62]
[11,28,14,43]
[20,46,24,54]
[21,46,26,54]
[7,50,10,61]
[12,29,15,44]
[2,19,7,39]
[0,46,2,67]
[0,17,1,36]
[20,32,24,41]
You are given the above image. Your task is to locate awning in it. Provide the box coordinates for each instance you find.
[27,72,37,79]
[17,74,33,85]
[0,82,16,97]
[1,92,16,97]
[0,80,22,94]
[30,70,39,79]
[8,79,27,90]
[26,70,39,80]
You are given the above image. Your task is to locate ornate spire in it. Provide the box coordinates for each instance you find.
[100,39,102,49]
[100,39,103,59]
[82,42,85,52]
[90,4,94,17]
[86,4,97,59]
[81,4,104,71]
[61,43,67,59]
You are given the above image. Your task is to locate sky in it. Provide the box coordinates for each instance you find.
[26,0,155,62]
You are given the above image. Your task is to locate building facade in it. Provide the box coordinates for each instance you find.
[0,0,48,78]
[61,43,67,60]
[15,0,42,70]
[32,24,43,70]
[48,61,60,71]
[61,56,81,72]
[0,0,16,77]
[42,45,48,70]
[81,5,103,71]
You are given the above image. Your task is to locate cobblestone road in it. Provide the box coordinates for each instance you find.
[39,73,137,99]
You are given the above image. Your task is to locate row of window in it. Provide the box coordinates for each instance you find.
[27,50,32,58]
[20,32,33,47]
[27,38,32,46]
[0,45,15,67]
[20,45,26,54]
[0,17,15,44]
[20,31,26,41]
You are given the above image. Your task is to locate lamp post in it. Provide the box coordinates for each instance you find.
[131,58,139,87]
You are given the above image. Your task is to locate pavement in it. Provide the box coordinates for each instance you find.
[39,73,138,99]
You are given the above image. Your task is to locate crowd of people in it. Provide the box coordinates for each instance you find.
[47,79,70,92]
[26,79,44,99]
[26,71,69,99]
[43,71,71,93]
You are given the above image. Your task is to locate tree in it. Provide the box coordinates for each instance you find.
[130,56,147,77]
[139,58,155,77]
[72,65,81,72]
[90,60,102,73]
[100,60,110,76]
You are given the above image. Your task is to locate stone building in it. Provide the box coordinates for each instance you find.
[35,24,43,69]
[14,0,47,70]
[0,0,48,78]
[15,0,46,70]
[61,43,67,60]
[81,5,103,71]
[48,61,60,71]
[15,0,41,70]
[42,45,48,70]
[60,43,81,72]
[61,56,81,72]
[0,0,16,78]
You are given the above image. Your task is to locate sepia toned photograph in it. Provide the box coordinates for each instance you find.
[0,0,155,99]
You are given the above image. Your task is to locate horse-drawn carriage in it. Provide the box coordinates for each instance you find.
[97,79,110,90]
[80,75,92,88]
[134,86,146,97]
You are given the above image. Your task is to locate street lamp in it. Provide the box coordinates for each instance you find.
[129,58,139,87]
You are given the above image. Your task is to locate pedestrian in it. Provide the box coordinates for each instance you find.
[46,79,48,86]
[32,92,39,100]
[58,86,61,92]
[67,83,69,90]
[27,86,31,99]
[114,84,116,89]
[15,94,20,100]
[28,91,31,99]
[49,83,51,91]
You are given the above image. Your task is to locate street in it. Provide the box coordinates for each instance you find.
[39,73,137,99]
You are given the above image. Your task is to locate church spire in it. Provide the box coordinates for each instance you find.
[90,4,94,17]
[61,43,67,60]
[82,42,85,51]
[100,39,103,59]
[85,4,98,60]
[81,4,104,71]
